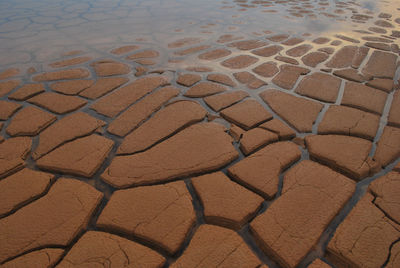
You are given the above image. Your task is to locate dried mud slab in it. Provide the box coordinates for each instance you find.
[79,77,128,99]
[28,92,87,114]
[0,100,21,120]
[184,82,227,97]
[272,65,310,90]
[126,49,159,60]
[207,73,236,87]
[32,68,89,82]
[301,51,329,67]
[333,68,366,83]
[221,55,259,69]
[220,99,272,130]
[362,50,398,79]
[366,78,394,93]
[325,45,358,68]
[374,126,400,167]
[174,45,210,56]
[0,80,20,97]
[0,168,54,217]
[37,134,114,177]
[50,79,94,95]
[204,90,248,112]
[49,56,91,68]
[327,193,400,268]
[0,178,102,263]
[192,172,263,229]
[308,259,332,268]
[260,89,323,132]
[252,45,283,57]
[233,71,267,89]
[1,248,64,268]
[176,73,201,87]
[259,118,295,140]
[388,90,400,127]
[306,135,378,180]
[8,83,45,101]
[228,39,268,50]
[341,81,387,115]
[102,123,238,188]
[108,86,179,137]
[91,60,130,77]
[6,106,56,136]
[295,72,341,103]
[369,172,400,224]
[168,37,202,48]
[286,44,313,57]
[250,160,355,268]
[318,105,380,140]
[228,141,301,199]
[267,34,289,42]
[111,45,140,55]
[118,100,207,154]
[91,76,169,117]
[97,181,195,254]
[240,128,278,155]
[0,68,20,80]
[0,137,31,179]
[198,48,232,60]
[252,62,279,78]
[57,231,165,267]
[170,224,261,268]
[33,112,105,160]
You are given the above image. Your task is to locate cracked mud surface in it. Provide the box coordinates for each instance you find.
[0,0,400,267]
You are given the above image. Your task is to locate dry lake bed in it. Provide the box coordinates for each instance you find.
[0,0,400,267]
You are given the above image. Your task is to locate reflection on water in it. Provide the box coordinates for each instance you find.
[0,0,398,68]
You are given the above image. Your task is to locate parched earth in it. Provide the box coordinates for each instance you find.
[0,1,400,268]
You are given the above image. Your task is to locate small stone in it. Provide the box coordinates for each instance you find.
[233,71,267,89]
[50,79,94,95]
[170,224,262,268]
[97,181,195,254]
[286,44,313,57]
[260,89,323,132]
[369,172,400,224]
[1,248,64,268]
[333,68,366,83]
[126,49,159,60]
[57,231,165,267]
[301,52,329,67]
[91,60,130,76]
[228,141,301,199]
[327,193,400,268]
[221,55,259,69]
[272,65,310,90]
[0,178,102,263]
[388,90,400,127]
[207,73,236,87]
[0,168,54,217]
[229,124,245,142]
[306,134,377,180]
[0,100,21,120]
[32,68,89,82]
[28,92,87,114]
[0,137,31,178]
[227,39,268,50]
[252,62,279,77]
[318,105,380,140]
[295,72,342,103]
[102,123,238,188]
[325,45,358,68]
[33,112,105,160]
[184,81,227,97]
[204,90,248,112]
[37,134,114,177]
[374,126,400,167]
[240,128,278,155]
[0,80,20,97]
[0,68,20,80]
[49,56,91,68]
[110,45,140,55]
[192,172,263,229]
[341,81,387,115]
[118,100,207,154]
[79,77,129,99]
[6,106,56,136]
[176,73,201,87]
[135,66,148,77]
[258,118,296,140]
[252,45,284,57]
[362,50,398,79]
[91,76,169,117]
[8,83,45,101]
[220,99,272,130]
[250,160,355,268]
